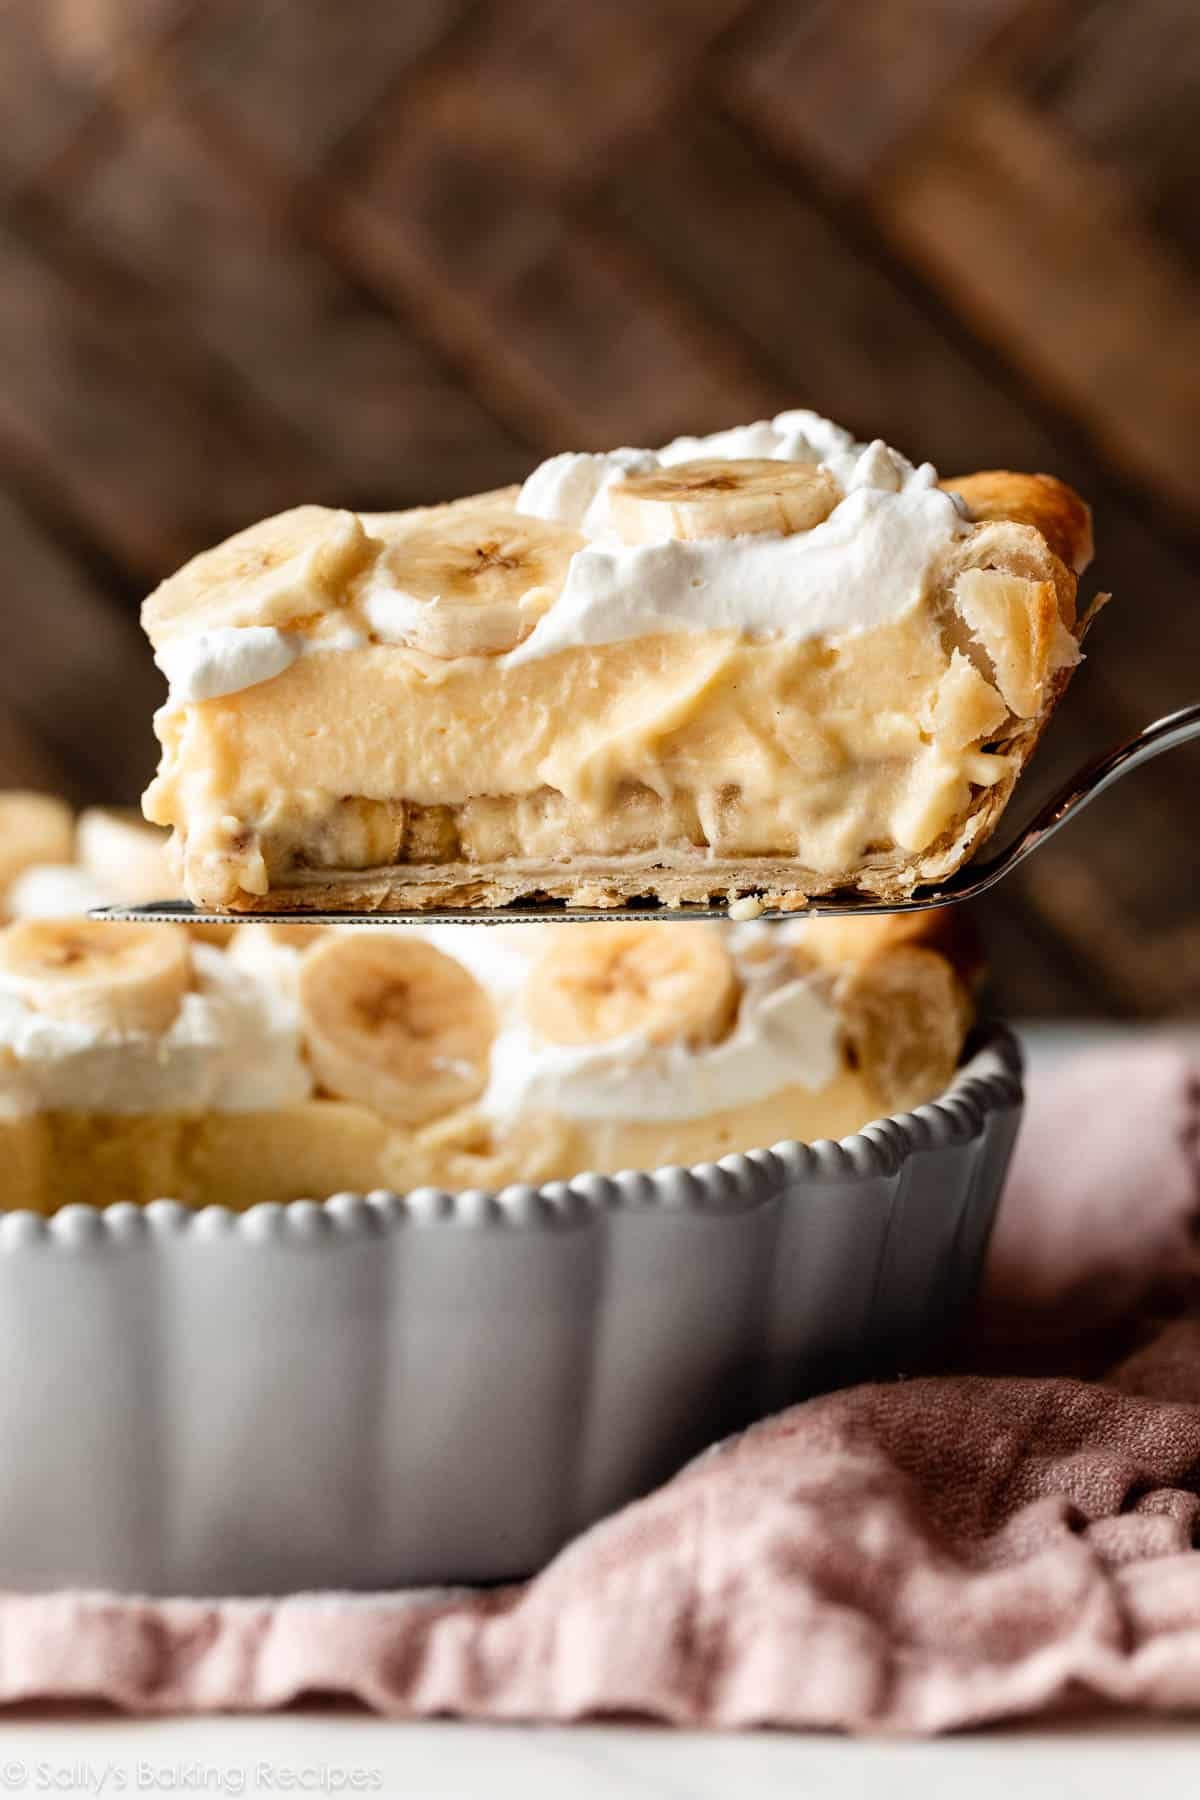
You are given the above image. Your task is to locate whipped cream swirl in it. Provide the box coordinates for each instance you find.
[155,623,367,713]
[507,484,962,662]
[507,412,965,663]
[5,863,112,920]
[0,944,311,1115]
[151,411,970,706]
[483,942,840,1125]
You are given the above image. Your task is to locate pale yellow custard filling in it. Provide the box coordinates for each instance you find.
[145,611,1018,909]
[0,1071,899,1214]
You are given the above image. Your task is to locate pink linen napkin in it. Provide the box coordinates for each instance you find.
[982,1037,1200,1338]
[0,1038,1198,1734]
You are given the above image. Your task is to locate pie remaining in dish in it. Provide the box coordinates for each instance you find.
[0,866,979,1212]
[139,411,1101,914]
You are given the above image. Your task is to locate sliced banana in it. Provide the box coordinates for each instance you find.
[298,933,496,1125]
[256,922,329,950]
[364,494,583,657]
[0,792,75,898]
[143,505,379,642]
[302,797,407,873]
[0,917,191,1036]
[524,923,739,1049]
[77,807,174,905]
[608,458,840,546]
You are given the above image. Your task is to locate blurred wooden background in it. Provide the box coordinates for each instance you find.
[0,0,1196,1014]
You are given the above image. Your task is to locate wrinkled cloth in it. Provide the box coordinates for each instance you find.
[1,1039,1198,1734]
[982,1037,1200,1336]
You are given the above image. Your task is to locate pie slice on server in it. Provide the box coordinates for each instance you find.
[141,411,1100,914]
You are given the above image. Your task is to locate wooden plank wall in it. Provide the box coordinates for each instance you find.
[0,0,1196,1015]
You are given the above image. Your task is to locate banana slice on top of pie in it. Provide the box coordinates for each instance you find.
[140,410,1101,913]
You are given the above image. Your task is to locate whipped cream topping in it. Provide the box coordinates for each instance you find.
[226,921,538,1006]
[421,923,541,1000]
[513,411,936,535]
[505,483,963,663]
[151,411,971,706]
[659,409,856,467]
[360,585,436,645]
[226,926,313,995]
[5,863,111,920]
[0,892,842,1133]
[506,413,964,663]
[155,622,368,713]
[0,944,311,1115]
[483,938,840,1126]
[156,626,301,708]
[515,446,659,539]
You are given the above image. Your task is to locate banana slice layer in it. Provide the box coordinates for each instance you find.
[0,918,192,1036]
[298,933,496,1124]
[609,457,840,545]
[144,505,378,640]
[366,495,584,657]
[525,923,739,1049]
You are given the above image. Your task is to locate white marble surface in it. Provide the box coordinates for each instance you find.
[5,1022,1196,1793]
[0,1710,1196,1797]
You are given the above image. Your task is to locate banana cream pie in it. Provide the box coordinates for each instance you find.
[0,904,978,1212]
[141,411,1099,914]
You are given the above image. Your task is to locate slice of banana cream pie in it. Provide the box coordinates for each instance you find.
[141,411,1100,913]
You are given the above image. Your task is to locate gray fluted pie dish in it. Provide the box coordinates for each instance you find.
[0,1023,1021,1595]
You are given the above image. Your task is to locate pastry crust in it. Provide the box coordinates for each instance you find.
[941,471,1094,575]
[791,906,979,1113]
[790,904,985,992]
